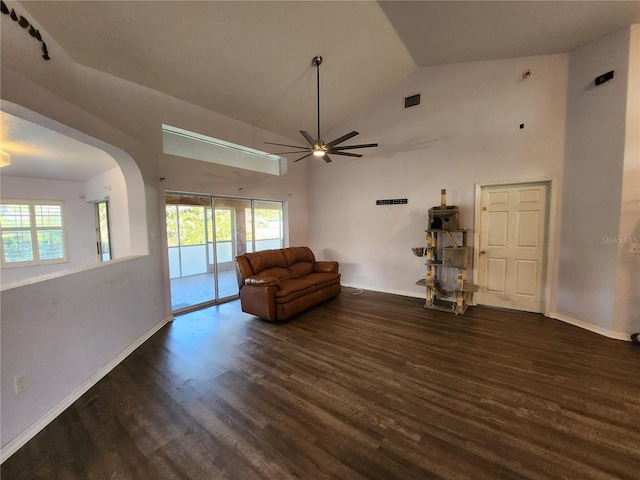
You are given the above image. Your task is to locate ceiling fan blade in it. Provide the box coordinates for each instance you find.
[331,143,378,151]
[264,141,308,149]
[323,154,332,163]
[293,153,313,162]
[300,131,316,146]
[331,151,363,158]
[326,131,359,148]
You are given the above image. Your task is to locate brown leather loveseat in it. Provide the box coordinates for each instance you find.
[235,246,341,321]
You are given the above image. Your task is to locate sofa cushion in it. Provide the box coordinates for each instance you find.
[282,246,315,266]
[258,267,291,281]
[245,249,287,274]
[289,261,314,279]
[277,294,320,319]
[304,272,341,289]
[275,278,317,304]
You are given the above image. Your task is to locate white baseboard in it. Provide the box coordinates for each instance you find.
[550,312,631,341]
[0,315,173,464]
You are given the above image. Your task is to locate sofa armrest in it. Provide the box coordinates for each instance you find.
[314,261,339,273]
[244,275,282,289]
[239,284,280,320]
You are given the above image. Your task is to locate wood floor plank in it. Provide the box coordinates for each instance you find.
[2,290,639,479]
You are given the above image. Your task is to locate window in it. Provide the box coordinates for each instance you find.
[245,201,284,247]
[0,199,67,267]
[162,124,287,176]
[95,201,112,262]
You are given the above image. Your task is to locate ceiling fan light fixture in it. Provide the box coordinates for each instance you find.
[313,149,325,157]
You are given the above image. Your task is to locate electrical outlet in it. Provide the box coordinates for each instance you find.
[14,374,28,395]
[630,244,640,254]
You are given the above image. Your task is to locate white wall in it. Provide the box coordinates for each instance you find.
[1,1,636,463]
[0,256,166,450]
[309,54,568,300]
[0,8,308,458]
[614,24,640,335]
[557,27,636,337]
[0,176,96,283]
[83,166,130,259]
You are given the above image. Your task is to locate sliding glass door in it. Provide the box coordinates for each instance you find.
[166,195,215,311]
[166,193,285,313]
[212,198,251,299]
[249,200,284,253]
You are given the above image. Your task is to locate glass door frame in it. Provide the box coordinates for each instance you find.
[94,200,112,262]
[166,192,286,315]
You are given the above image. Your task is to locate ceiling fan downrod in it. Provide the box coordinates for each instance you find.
[313,55,322,141]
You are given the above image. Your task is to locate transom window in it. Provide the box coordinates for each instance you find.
[0,199,68,267]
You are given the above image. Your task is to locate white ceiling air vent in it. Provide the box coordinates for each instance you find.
[404,93,421,109]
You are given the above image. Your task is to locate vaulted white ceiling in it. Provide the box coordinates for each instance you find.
[18,0,640,140]
[3,1,640,180]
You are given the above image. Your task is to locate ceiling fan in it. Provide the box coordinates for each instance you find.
[266,56,378,163]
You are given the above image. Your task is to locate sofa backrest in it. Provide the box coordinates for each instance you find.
[244,249,289,279]
[282,246,316,278]
[235,247,318,287]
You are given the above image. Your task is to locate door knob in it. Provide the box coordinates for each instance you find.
[479,250,486,255]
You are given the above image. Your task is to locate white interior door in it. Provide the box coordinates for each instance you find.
[477,183,548,313]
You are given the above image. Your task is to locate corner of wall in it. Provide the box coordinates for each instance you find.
[612,24,640,335]
[557,26,632,333]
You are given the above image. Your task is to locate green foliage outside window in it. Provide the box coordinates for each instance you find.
[165,206,179,247]
[0,201,66,266]
[37,230,65,259]
[1,231,34,262]
[166,202,282,246]
[178,206,205,246]
[215,210,231,241]
[246,208,282,241]
[166,206,234,246]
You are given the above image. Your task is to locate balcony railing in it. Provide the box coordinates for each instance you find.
[168,239,283,279]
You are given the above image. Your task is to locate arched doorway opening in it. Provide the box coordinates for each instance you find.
[0,101,148,284]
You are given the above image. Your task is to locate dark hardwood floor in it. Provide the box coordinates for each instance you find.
[3,290,640,479]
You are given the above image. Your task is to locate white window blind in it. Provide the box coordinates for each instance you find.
[0,199,67,267]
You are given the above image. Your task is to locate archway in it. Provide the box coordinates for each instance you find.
[0,100,148,284]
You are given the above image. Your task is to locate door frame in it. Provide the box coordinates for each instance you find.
[93,199,112,262]
[210,205,237,272]
[473,177,558,317]
[164,191,287,315]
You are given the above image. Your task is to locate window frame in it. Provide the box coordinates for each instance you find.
[0,199,69,268]
[94,200,112,262]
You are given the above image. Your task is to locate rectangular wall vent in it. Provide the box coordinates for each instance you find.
[404,94,421,109]
[376,198,408,205]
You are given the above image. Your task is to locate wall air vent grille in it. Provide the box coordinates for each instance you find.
[404,94,421,109]
[376,198,408,205]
